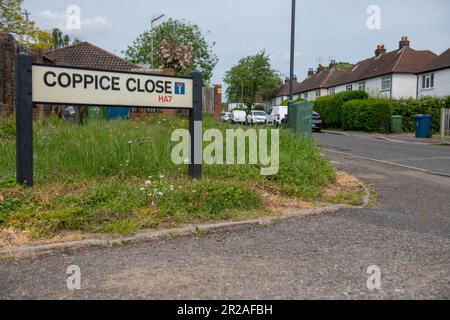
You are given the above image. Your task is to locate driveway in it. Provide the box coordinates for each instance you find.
[0,135,449,300]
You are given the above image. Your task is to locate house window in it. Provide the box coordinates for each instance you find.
[381,76,391,91]
[304,92,308,99]
[316,89,321,98]
[422,73,434,89]
[358,81,366,91]
[346,84,353,91]
[328,87,335,95]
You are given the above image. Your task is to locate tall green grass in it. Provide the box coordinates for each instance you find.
[0,115,335,238]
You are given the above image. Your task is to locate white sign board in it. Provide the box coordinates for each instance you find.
[32,65,193,109]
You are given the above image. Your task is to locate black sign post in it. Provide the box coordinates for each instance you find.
[189,71,202,179]
[16,53,33,187]
[15,53,203,187]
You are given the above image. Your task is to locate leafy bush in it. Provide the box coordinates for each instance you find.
[391,97,445,133]
[281,97,305,106]
[445,96,450,109]
[313,91,369,128]
[342,99,393,132]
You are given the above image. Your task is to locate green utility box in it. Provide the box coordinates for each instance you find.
[288,101,313,138]
[391,116,403,134]
[88,107,107,121]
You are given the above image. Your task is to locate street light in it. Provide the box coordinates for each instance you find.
[289,0,296,101]
[151,14,165,69]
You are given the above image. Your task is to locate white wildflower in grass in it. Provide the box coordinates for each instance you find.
[156,192,164,197]
[145,180,152,186]
[128,141,132,144]
[140,187,145,192]
[159,174,165,179]
[170,185,174,191]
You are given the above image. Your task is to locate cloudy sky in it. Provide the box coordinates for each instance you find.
[24,0,450,92]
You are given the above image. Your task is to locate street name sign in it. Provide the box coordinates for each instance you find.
[32,65,194,109]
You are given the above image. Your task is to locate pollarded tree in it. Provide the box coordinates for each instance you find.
[124,18,218,85]
[224,51,282,109]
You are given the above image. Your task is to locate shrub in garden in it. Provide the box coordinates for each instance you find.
[313,90,369,128]
[445,96,450,109]
[341,99,393,132]
[281,97,305,106]
[391,97,445,133]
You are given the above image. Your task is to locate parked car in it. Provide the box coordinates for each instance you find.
[230,110,247,124]
[280,111,323,132]
[266,106,288,125]
[247,111,267,125]
[312,111,323,132]
[221,112,231,122]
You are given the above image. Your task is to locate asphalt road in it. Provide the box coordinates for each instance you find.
[1,134,449,300]
[315,132,450,176]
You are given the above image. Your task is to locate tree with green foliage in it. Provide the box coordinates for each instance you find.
[224,51,282,109]
[50,28,71,49]
[0,0,52,50]
[124,18,218,84]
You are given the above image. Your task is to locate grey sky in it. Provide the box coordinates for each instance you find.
[24,0,450,94]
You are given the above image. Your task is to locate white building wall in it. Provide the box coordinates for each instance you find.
[418,68,450,98]
[330,76,391,98]
[392,74,418,99]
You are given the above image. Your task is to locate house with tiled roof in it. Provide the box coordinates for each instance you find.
[290,37,440,102]
[267,76,301,106]
[417,48,450,98]
[296,61,349,100]
[44,41,139,71]
[328,37,436,99]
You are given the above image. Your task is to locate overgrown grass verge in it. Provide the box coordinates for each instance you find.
[0,115,359,244]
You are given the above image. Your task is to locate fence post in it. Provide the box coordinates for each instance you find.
[16,53,33,187]
[189,71,203,179]
[441,108,445,139]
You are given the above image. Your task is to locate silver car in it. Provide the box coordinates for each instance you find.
[247,111,268,125]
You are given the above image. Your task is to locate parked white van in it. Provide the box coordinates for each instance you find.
[266,106,288,125]
[231,110,247,124]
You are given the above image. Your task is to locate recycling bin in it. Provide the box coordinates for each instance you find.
[107,107,130,120]
[415,114,432,138]
[391,116,403,134]
[88,106,107,121]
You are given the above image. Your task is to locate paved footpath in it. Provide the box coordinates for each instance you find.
[0,136,449,299]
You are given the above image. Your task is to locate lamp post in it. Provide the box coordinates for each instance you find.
[289,0,296,101]
[151,14,165,69]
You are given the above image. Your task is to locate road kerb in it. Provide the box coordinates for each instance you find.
[0,201,364,259]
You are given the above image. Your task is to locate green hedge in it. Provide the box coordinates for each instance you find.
[391,97,446,133]
[342,100,393,132]
[281,97,305,106]
[313,91,369,128]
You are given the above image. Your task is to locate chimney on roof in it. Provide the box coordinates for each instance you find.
[329,60,337,69]
[317,64,325,73]
[399,36,410,49]
[293,75,298,82]
[375,44,386,57]
[285,77,290,84]
[307,68,314,77]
